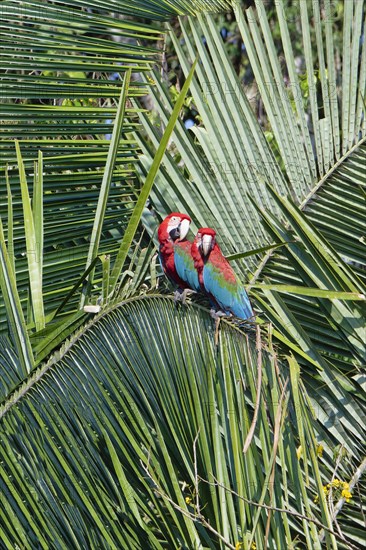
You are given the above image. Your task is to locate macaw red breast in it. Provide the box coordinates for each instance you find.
[191,238,205,289]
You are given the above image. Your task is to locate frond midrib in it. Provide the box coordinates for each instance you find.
[249,135,366,285]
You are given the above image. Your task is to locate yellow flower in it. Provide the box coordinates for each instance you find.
[341,489,352,502]
[314,478,353,505]
[296,445,302,460]
[251,543,257,550]
[235,543,243,550]
[316,444,324,457]
[185,496,192,505]
[331,479,341,487]
[315,484,330,502]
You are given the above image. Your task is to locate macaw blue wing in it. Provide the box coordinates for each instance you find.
[174,243,200,292]
[203,261,253,320]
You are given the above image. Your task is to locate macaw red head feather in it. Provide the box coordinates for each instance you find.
[158,212,191,244]
[158,212,192,290]
[193,227,217,257]
[197,228,216,237]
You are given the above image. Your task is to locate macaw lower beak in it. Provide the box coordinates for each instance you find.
[178,218,190,241]
[201,234,213,256]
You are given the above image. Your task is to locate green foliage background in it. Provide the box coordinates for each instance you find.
[0,1,365,548]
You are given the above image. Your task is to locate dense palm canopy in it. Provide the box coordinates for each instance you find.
[1,0,365,548]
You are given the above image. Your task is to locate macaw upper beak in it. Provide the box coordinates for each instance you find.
[168,218,190,241]
[177,218,190,241]
[201,234,213,256]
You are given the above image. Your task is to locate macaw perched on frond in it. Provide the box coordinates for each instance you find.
[192,227,254,321]
[157,213,199,297]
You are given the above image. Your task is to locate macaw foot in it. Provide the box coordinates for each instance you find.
[237,312,257,329]
[174,289,196,305]
[174,289,183,304]
[245,313,257,323]
[181,288,196,305]
[210,308,230,320]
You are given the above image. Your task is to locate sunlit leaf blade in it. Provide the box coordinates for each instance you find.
[15,141,45,330]
[109,59,198,291]
[250,285,365,300]
[0,219,34,375]
[81,69,132,306]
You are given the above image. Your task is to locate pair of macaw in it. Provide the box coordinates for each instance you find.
[158,212,254,321]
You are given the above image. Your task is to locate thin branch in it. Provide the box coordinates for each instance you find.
[200,476,360,550]
[332,456,366,518]
[327,444,345,543]
[193,429,201,515]
[142,444,359,550]
[319,455,366,544]
[264,377,289,547]
[141,458,236,550]
[243,323,262,453]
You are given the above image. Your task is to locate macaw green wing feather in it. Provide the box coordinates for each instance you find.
[174,243,200,292]
[203,261,253,320]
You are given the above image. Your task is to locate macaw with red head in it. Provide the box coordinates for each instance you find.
[191,227,254,320]
[157,212,199,293]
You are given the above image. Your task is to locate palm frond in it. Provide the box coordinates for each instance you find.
[1,0,229,336]
[1,297,364,548]
[137,0,366,390]
[141,2,366,274]
[1,2,366,547]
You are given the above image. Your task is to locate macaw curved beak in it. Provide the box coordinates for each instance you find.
[178,218,190,241]
[168,217,190,241]
[201,234,213,256]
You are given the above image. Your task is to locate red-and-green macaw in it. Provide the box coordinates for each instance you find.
[157,213,199,295]
[191,227,254,320]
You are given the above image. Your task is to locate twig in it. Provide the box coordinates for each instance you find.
[332,456,366,518]
[264,377,289,547]
[193,429,201,515]
[327,444,344,543]
[141,444,360,550]
[243,323,262,453]
[319,455,366,544]
[214,316,221,347]
[141,458,236,550]
[200,476,360,550]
